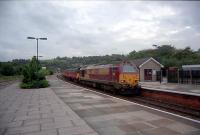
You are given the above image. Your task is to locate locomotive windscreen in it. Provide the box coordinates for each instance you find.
[122,65,136,73]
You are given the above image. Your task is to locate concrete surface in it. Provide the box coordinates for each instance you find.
[0,76,98,135]
[0,75,199,135]
[140,82,200,95]
[50,76,200,135]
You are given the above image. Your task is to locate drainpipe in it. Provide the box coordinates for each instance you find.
[190,69,192,84]
[139,68,140,82]
[160,69,162,84]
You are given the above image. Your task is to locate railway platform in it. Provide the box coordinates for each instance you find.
[52,76,200,135]
[140,81,200,96]
[0,76,98,135]
[0,75,199,135]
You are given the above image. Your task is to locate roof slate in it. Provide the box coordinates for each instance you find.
[129,57,162,68]
[129,57,151,67]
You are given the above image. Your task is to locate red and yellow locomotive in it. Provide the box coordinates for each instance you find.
[63,61,140,95]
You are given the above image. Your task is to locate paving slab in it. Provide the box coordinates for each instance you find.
[140,81,200,95]
[0,76,98,135]
[50,75,200,135]
[1,75,200,135]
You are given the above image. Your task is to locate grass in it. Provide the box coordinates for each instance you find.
[0,75,23,82]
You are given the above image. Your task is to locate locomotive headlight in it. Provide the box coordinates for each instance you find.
[121,80,125,83]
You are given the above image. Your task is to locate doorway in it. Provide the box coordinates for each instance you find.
[144,69,152,81]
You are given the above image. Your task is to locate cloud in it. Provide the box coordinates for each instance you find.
[0,1,200,61]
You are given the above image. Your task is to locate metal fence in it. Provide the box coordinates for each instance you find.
[168,69,178,83]
[168,69,200,85]
[179,70,200,85]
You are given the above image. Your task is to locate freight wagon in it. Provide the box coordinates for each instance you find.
[63,68,79,81]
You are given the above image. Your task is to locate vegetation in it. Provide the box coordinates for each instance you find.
[20,56,49,89]
[0,63,15,76]
[39,45,199,70]
[40,54,127,70]
[127,45,200,67]
[37,68,54,77]
[20,80,49,89]
[0,59,29,76]
[0,45,200,75]
[0,75,22,82]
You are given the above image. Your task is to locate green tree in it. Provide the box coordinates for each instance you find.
[22,56,38,83]
[0,63,15,76]
[156,45,175,57]
[21,56,48,88]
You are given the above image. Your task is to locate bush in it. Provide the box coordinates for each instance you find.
[49,70,54,75]
[20,56,49,89]
[39,69,54,76]
[20,80,49,89]
[20,82,34,89]
[36,70,46,80]
[1,64,15,76]
[38,80,49,88]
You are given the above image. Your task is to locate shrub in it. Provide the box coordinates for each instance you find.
[20,80,49,89]
[36,70,46,80]
[1,64,15,76]
[20,56,49,89]
[38,80,49,88]
[49,70,54,75]
[39,69,54,76]
[20,82,34,89]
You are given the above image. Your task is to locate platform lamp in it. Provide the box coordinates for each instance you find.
[27,37,47,88]
[27,37,47,62]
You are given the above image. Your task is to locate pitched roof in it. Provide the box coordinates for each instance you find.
[129,57,163,68]
[130,57,151,67]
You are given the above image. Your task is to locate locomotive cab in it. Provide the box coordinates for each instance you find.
[119,62,140,90]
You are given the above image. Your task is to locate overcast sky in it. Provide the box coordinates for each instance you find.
[0,1,200,61]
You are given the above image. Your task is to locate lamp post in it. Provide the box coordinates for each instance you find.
[27,37,47,62]
[27,37,47,88]
[152,44,159,48]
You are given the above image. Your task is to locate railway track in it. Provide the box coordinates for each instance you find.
[57,75,200,120]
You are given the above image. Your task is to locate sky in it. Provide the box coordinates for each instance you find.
[0,1,200,61]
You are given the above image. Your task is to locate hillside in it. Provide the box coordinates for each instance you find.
[40,45,200,70]
[1,45,200,73]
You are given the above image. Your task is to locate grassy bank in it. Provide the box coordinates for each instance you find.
[0,75,23,82]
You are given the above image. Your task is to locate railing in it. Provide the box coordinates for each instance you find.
[168,69,200,85]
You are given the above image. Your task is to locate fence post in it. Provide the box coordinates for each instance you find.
[166,69,168,83]
[160,69,162,84]
[178,69,179,84]
[190,69,192,84]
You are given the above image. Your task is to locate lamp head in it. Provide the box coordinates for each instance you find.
[39,38,47,40]
[27,37,36,39]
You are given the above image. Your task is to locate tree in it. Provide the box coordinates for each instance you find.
[0,63,15,76]
[128,50,136,58]
[156,45,175,57]
[21,56,48,88]
[22,56,38,83]
[174,47,194,59]
[198,48,200,53]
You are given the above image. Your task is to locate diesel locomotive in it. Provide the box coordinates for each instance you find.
[62,61,140,95]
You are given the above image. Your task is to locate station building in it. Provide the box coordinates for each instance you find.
[130,57,164,82]
[182,65,200,70]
